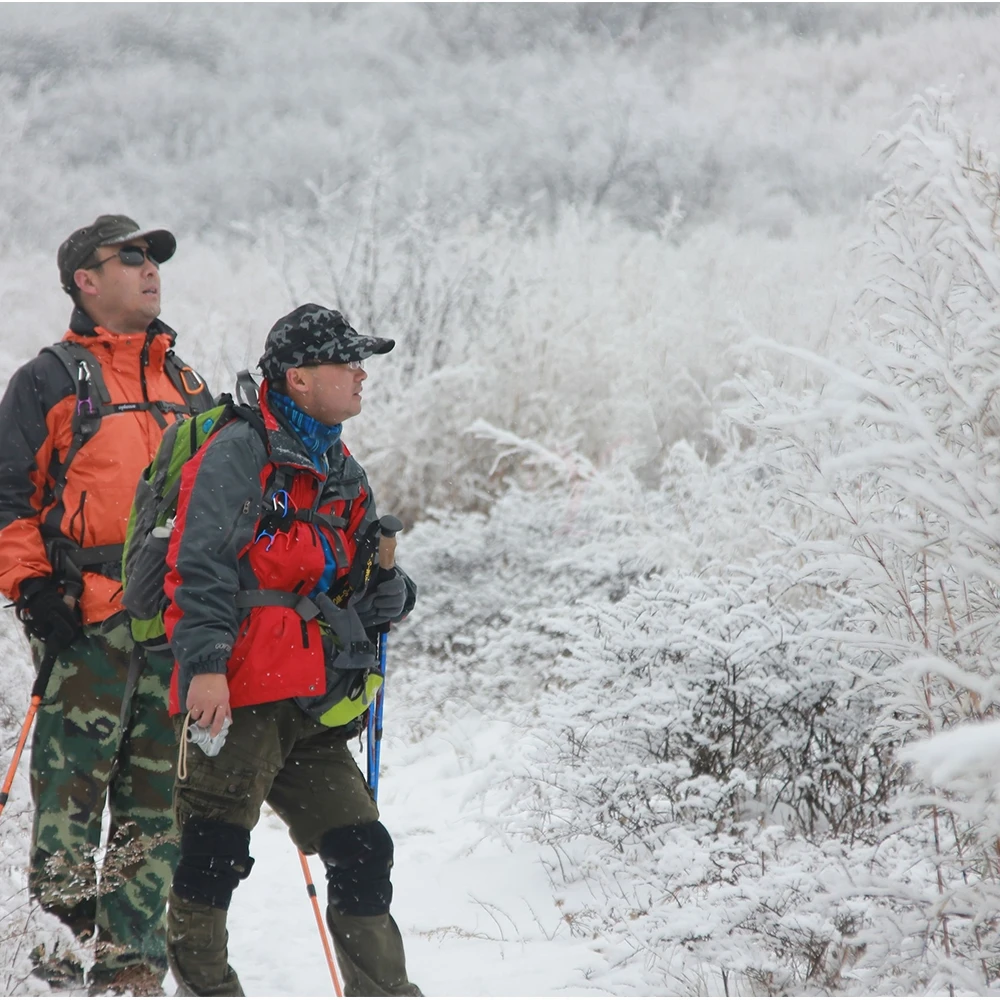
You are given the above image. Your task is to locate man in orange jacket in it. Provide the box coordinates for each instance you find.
[0,215,213,996]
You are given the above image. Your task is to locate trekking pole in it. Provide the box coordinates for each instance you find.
[366,515,402,799]
[297,849,343,997]
[0,645,59,820]
[2,561,82,820]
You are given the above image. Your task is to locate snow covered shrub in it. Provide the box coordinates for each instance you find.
[536,566,893,843]
[392,436,899,994]
[389,92,1000,995]
[735,91,1000,993]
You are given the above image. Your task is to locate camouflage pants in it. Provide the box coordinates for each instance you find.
[29,616,178,977]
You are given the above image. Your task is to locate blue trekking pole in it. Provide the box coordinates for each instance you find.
[367,515,402,799]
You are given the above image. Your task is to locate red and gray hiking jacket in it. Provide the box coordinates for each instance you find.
[163,382,414,714]
[0,308,212,625]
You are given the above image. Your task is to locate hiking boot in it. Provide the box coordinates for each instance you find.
[29,942,85,991]
[87,963,166,997]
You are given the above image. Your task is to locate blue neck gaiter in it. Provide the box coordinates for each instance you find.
[267,390,342,596]
[267,391,342,470]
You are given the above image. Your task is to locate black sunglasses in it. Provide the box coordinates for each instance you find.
[89,245,160,270]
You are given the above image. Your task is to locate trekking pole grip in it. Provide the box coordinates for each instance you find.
[31,646,60,700]
[377,515,403,576]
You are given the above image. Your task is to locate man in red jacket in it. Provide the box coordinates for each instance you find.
[0,215,212,995]
[163,304,421,996]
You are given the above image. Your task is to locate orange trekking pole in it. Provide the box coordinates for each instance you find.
[298,849,343,996]
[0,646,59,820]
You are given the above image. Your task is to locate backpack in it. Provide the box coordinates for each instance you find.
[39,341,214,580]
[121,384,266,650]
[122,371,385,729]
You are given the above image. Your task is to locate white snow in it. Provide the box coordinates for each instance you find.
[225,718,611,997]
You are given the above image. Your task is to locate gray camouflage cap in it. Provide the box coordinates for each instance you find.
[57,214,176,295]
[258,303,395,380]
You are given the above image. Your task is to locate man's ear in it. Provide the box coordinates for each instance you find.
[74,267,100,299]
[284,367,309,394]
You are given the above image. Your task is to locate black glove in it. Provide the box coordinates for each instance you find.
[16,578,83,650]
[354,573,407,628]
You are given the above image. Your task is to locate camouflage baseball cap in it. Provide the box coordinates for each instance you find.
[57,214,176,295]
[258,303,395,380]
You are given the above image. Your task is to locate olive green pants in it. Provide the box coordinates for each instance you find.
[167,700,420,997]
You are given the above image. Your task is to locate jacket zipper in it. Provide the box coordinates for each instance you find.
[140,332,152,403]
[69,490,87,547]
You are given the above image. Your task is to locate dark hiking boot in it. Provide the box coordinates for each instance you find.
[87,963,167,996]
[29,942,86,991]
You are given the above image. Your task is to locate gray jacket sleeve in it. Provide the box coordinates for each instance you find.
[166,422,265,693]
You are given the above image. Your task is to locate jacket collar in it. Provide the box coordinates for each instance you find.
[259,382,341,478]
[68,305,177,343]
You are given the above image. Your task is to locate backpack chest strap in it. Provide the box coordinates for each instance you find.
[233,590,375,662]
[235,590,321,619]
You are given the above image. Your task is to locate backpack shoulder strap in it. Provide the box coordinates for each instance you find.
[41,341,112,406]
[40,342,113,503]
[235,369,260,409]
[231,401,268,449]
[164,351,214,416]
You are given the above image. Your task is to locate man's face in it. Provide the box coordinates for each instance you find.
[288,360,367,426]
[74,239,161,333]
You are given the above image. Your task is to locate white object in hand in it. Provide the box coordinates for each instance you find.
[187,715,232,757]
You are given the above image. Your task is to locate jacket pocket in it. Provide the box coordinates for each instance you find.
[216,497,259,555]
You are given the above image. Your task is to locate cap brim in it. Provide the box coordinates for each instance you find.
[353,336,395,360]
[102,227,176,264]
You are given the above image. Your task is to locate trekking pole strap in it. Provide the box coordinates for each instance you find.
[117,643,146,733]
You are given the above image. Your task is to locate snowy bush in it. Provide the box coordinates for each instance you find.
[721,92,1000,992]
[392,445,898,994]
[385,92,1000,994]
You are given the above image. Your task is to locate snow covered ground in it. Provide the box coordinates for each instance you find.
[224,714,608,998]
[0,698,610,998]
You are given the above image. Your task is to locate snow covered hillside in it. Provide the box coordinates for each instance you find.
[3,4,1000,996]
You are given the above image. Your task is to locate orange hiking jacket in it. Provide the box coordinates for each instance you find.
[0,308,212,625]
